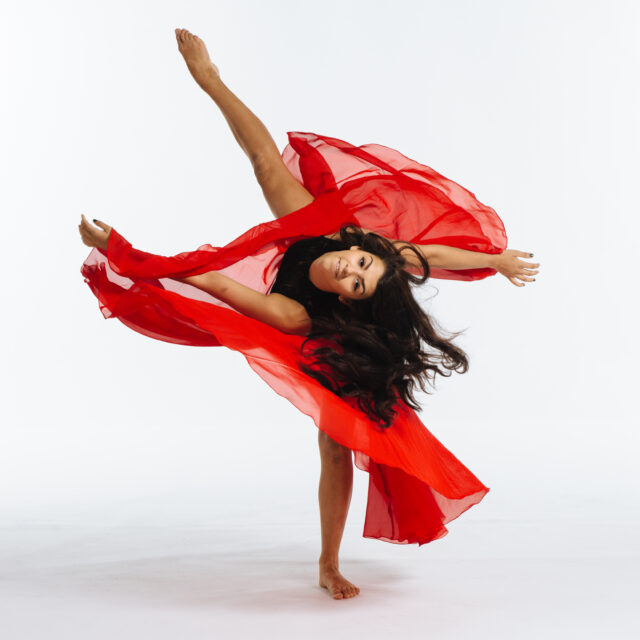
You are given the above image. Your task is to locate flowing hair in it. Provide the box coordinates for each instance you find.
[298,224,469,430]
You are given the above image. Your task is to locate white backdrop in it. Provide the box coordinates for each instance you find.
[1,0,639,638]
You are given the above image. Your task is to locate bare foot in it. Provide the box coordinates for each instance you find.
[174,28,220,89]
[319,563,360,600]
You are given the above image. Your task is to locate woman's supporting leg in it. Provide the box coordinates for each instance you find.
[317,430,361,599]
[175,29,314,219]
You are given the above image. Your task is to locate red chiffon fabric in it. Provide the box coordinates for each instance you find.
[81,132,507,545]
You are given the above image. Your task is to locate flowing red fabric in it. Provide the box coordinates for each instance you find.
[81,132,507,545]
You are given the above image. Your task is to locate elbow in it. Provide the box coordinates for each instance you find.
[419,245,441,269]
[266,294,312,336]
[282,315,312,337]
[280,309,312,336]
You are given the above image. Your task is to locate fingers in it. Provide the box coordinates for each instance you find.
[501,250,540,287]
[514,254,540,282]
[78,214,110,249]
[507,273,534,286]
[514,265,536,282]
[79,214,98,231]
[93,219,111,232]
[78,217,94,247]
[518,252,540,268]
[78,216,92,238]
[516,257,540,268]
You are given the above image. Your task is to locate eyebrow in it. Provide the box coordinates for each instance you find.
[361,256,373,296]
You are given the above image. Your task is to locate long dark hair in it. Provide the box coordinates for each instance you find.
[298,224,469,430]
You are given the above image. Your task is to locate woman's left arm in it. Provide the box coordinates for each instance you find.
[417,244,540,287]
[328,228,541,287]
[417,244,498,270]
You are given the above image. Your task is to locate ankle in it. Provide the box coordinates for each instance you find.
[199,67,223,93]
[319,556,339,570]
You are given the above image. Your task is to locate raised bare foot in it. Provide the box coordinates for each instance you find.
[319,563,360,600]
[174,28,220,89]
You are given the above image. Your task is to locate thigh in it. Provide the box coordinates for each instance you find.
[254,159,315,220]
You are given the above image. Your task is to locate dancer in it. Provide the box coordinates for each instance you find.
[79,28,539,600]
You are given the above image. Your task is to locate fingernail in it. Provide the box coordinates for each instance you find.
[93,218,97,223]
[529,253,534,257]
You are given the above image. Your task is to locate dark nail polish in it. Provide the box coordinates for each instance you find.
[529,253,533,257]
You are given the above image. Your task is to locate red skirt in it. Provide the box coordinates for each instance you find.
[81,132,507,545]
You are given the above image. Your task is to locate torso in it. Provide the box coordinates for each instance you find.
[269,236,349,322]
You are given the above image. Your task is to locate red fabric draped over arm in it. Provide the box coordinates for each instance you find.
[81,132,505,545]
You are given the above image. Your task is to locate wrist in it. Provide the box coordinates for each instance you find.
[488,252,502,270]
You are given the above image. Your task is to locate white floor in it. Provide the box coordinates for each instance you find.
[1,515,638,640]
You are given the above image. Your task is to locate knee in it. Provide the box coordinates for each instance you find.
[252,152,285,184]
[318,431,352,464]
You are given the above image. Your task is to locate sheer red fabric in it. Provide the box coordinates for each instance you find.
[81,132,507,545]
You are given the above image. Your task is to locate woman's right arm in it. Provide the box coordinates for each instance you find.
[78,216,310,334]
[175,271,312,336]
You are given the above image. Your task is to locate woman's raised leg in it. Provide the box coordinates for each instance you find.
[175,28,314,219]
[317,430,360,599]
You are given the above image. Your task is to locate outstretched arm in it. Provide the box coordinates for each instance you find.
[416,244,540,287]
[78,215,312,335]
[175,271,312,335]
[326,228,540,287]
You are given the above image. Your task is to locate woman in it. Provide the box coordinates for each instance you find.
[79,28,539,600]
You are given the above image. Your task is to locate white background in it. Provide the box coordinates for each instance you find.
[1,0,639,638]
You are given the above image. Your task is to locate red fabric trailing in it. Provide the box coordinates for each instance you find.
[81,132,507,545]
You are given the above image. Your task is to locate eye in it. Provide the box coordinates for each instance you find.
[360,257,365,267]
[354,279,359,291]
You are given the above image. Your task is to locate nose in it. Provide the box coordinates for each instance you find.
[342,256,362,278]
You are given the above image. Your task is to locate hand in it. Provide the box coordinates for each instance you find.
[494,249,540,287]
[78,215,112,251]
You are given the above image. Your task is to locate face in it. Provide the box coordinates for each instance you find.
[308,245,386,304]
